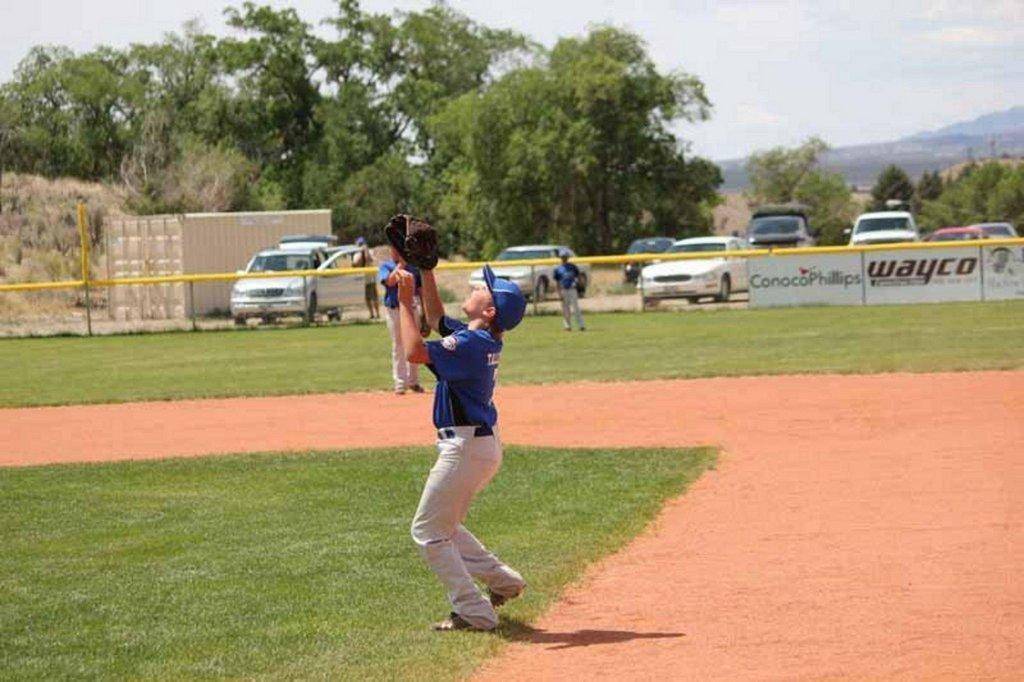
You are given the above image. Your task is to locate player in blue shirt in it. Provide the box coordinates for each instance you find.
[379,248,424,394]
[553,252,586,331]
[394,260,528,632]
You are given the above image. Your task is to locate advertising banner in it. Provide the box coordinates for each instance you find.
[748,253,863,308]
[982,244,1024,300]
[863,247,982,305]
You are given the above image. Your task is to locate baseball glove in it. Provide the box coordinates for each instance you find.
[384,214,438,270]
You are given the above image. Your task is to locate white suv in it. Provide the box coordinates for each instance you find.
[468,245,591,300]
[847,211,920,246]
[230,246,365,325]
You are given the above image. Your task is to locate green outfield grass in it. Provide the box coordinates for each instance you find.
[1,301,1022,407]
[0,445,713,680]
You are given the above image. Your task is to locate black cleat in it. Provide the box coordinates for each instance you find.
[431,612,491,632]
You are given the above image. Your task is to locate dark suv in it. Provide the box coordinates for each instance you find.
[746,205,816,248]
[623,237,675,282]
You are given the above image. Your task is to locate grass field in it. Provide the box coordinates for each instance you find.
[0,445,713,680]
[1,301,1022,407]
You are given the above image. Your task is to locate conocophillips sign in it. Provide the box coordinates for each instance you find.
[748,253,863,307]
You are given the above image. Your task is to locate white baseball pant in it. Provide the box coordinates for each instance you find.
[385,305,420,390]
[560,286,585,330]
[411,427,525,629]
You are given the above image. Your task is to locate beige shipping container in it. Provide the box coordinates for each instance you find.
[105,215,186,322]
[106,209,332,320]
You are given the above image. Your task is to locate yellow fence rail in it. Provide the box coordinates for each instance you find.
[5,237,1024,294]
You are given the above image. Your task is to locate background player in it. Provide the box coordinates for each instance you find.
[394,261,528,632]
[379,248,424,394]
[554,251,586,331]
[353,236,379,320]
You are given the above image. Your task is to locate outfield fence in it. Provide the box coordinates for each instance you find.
[1,204,1023,335]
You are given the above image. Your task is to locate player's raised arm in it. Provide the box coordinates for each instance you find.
[420,270,445,332]
[396,268,430,364]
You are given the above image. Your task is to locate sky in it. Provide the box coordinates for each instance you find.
[1,0,1021,160]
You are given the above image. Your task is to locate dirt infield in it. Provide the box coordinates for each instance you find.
[3,372,1023,678]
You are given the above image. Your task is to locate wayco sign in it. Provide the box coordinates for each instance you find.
[749,243,1024,308]
[864,247,980,304]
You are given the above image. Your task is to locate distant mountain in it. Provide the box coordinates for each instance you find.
[719,106,1024,191]
[910,106,1024,140]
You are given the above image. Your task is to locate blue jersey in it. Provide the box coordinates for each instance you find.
[554,263,580,289]
[378,261,421,308]
[425,316,502,428]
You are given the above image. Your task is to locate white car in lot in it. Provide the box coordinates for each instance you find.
[468,245,590,300]
[639,236,749,306]
[847,211,920,245]
[230,245,365,325]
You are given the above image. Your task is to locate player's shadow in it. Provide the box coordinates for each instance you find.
[498,618,684,650]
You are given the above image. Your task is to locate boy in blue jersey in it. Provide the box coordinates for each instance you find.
[394,260,528,632]
[553,251,585,331]
[379,247,424,394]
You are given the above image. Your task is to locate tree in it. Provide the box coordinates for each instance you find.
[919,161,1024,232]
[2,45,148,179]
[745,138,857,245]
[332,152,431,243]
[916,170,943,202]
[218,3,323,207]
[429,26,720,257]
[745,137,829,203]
[0,94,17,213]
[793,171,859,245]
[870,164,914,211]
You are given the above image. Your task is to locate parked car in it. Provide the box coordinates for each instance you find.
[639,236,749,306]
[278,234,339,251]
[746,204,816,248]
[923,226,987,242]
[468,245,591,300]
[846,211,919,245]
[230,245,363,325]
[967,222,1018,238]
[623,237,675,283]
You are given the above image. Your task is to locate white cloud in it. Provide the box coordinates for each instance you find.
[735,103,786,127]
[923,25,1024,47]
[914,0,1024,23]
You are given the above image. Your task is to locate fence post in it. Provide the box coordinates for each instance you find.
[978,244,986,302]
[189,280,198,331]
[638,262,645,312]
[859,250,867,305]
[76,201,93,336]
[303,275,310,326]
[530,265,538,316]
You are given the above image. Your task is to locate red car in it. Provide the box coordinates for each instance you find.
[923,226,987,242]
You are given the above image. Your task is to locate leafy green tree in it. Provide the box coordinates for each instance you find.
[127,20,230,144]
[919,161,1024,231]
[870,164,914,211]
[218,3,323,207]
[745,137,829,203]
[0,93,17,212]
[332,152,431,243]
[916,170,943,202]
[429,26,719,256]
[793,171,859,245]
[2,46,147,179]
[745,137,857,245]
